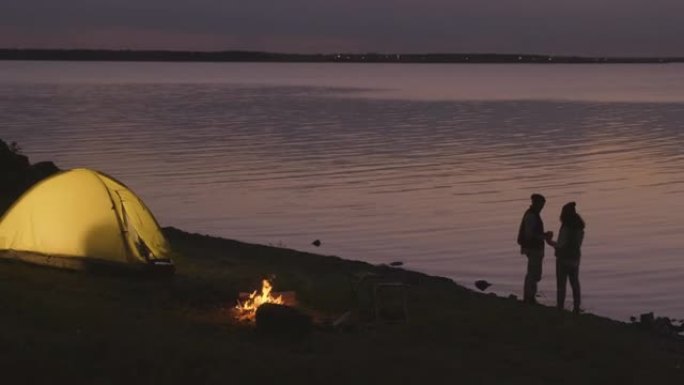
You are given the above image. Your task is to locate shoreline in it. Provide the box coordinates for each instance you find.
[2,138,684,382]
[4,224,684,383]
[1,137,680,325]
[170,226,682,326]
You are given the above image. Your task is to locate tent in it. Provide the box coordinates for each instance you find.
[0,168,174,272]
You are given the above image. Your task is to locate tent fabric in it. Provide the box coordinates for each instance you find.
[0,168,172,269]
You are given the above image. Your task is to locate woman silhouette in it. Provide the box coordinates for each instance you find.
[546,202,585,313]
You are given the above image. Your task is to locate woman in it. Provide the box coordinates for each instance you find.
[546,202,585,313]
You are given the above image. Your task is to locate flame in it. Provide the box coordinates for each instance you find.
[235,279,284,321]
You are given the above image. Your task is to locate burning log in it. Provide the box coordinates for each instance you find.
[255,303,312,336]
[238,291,297,307]
[234,279,297,322]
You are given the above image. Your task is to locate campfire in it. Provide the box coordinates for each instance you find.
[234,279,284,322]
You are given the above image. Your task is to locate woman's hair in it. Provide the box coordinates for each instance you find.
[560,202,585,230]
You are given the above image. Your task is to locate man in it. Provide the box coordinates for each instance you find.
[517,193,552,304]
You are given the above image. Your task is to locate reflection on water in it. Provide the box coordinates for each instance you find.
[2,62,684,321]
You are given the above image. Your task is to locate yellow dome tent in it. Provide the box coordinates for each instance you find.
[0,168,174,272]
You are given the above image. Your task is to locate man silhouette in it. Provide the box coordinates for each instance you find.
[517,193,552,304]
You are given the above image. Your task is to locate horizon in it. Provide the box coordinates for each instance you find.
[2,47,684,60]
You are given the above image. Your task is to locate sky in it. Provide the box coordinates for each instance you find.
[1,0,683,56]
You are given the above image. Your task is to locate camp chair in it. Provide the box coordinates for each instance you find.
[349,270,408,323]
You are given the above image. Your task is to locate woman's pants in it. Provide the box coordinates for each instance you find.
[556,259,580,312]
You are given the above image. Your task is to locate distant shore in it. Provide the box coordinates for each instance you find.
[1,48,684,64]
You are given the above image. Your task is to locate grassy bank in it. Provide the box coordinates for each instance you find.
[1,227,683,384]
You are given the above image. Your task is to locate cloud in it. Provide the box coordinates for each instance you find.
[1,0,683,55]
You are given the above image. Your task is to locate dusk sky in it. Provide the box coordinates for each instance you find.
[1,0,683,56]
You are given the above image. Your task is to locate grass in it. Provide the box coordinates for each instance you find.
[0,226,683,384]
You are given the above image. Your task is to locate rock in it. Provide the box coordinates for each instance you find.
[475,280,492,291]
[311,239,321,247]
[634,313,682,336]
[30,161,60,181]
[255,303,312,336]
[389,261,404,267]
[0,139,60,216]
[640,312,654,328]
[653,317,675,336]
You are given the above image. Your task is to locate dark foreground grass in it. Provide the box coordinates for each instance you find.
[1,227,683,384]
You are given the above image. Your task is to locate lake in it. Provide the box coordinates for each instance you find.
[2,61,684,321]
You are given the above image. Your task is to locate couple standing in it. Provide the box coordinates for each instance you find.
[517,193,586,313]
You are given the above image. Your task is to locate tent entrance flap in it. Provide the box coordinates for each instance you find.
[117,189,159,263]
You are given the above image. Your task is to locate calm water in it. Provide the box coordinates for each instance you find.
[2,61,684,321]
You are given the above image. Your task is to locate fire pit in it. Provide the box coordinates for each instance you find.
[234,278,311,335]
[234,279,295,322]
